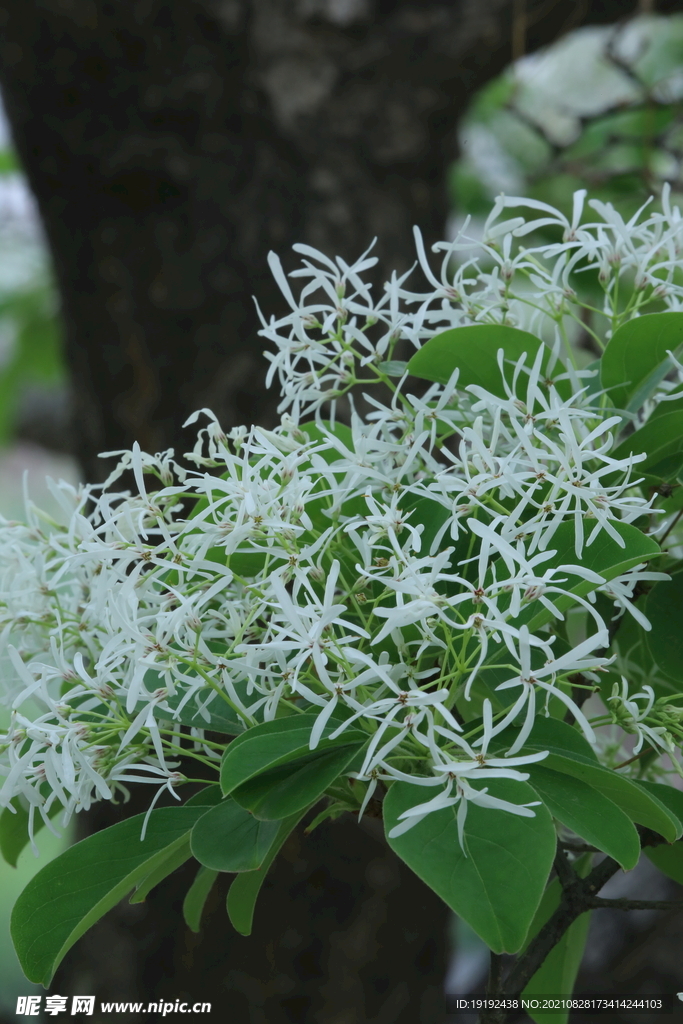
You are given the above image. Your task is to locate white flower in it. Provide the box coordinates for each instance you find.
[1,186,680,843]
[608,678,679,765]
[488,626,612,754]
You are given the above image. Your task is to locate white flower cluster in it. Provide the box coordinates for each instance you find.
[1,188,678,848]
[260,184,683,426]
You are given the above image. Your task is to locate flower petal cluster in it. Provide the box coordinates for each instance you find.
[1,189,677,847]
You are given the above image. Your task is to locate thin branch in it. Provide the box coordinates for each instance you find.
[658,506,683,546]
[554,847,577,889]
[614,747,652,770]
[487,951,505,995]
[502,823,675,1001]
[588,897,683,911]
[480,952,507,1024]
[512,0,527,61]
[502,855,622,996]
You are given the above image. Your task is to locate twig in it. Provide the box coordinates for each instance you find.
[614,747,652,770]
[554,847,577,889]
[480,952,507,1024]
[502,855,622,996]
[588,897,683,911]
[658,506,683,546]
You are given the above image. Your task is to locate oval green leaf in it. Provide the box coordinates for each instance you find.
[526,766,640,869]
[407,324,566,399]
[183,866,219,934]
[226,810,309,936]
[220,713,361,796]
[645,570,683,682]
[190,798,280,872]
[11,805,207,986]
[537,752,680,842]
[600,311,683,414]
[232,742,365,820]
[611,398,683,482]
[384,778,556,953]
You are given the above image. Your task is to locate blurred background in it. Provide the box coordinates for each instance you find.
[0,3,683,1022]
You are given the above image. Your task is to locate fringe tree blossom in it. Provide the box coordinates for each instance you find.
[2,188,683,853]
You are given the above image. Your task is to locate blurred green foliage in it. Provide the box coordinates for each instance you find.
[0,283,65,443]
[0,148,18,175]
[0,146,65,446]
[451,15,683,224]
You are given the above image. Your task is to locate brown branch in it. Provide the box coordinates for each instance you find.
[481,952,507,1024]
[554,846,577,888]
[614,747,652,770]
[503,824,674,1000]
[588,897,683,911]
[512,0,527,61]
[658,506,683,546]
[502,854,622,996]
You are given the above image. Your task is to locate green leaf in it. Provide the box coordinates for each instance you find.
[298,420,354,465]
[407,324,563,400]
[129,838,193,904]
[522,520,660,634]
[636,780,683,830]
[220,713,366,808]
[600,312,683,414]
[645,571,683,683]
[232,742,365,821]
[384,778,556,953]
[0,148,19,174]
[226,810,309,937]
[522,856,593,1024]
[183,785,225,808]
[154,687,245,735]
[183,866,219,933]
[11,805,207,986]
[0,798,61,868]
[526,766,640,869]
[533,752,680,842]
[645,842,683,884]
[220,717,316,795]
[402,495,452,558]
[513,717,600,764]
[190,798,280,872]
[611,398,683,481]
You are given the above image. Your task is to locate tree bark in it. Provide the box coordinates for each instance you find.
[1,1,682,1020]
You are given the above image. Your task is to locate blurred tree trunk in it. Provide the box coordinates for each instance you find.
[0,1,679,1020]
